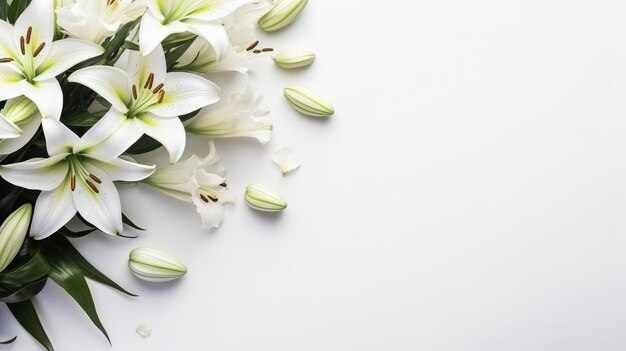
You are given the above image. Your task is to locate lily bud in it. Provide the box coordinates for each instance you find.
[273,50,315,69]
[258,0,308,32]
[245,184,288,212]
[284,86,335,117]
[128,248,188,282]
[0,204,32,272]
[3,96,38,124]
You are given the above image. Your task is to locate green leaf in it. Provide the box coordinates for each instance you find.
[7,299,54,351]
[126,134,163,154]
[61,111,104,127]
[0,251,50,286]
[41,245,110,344]
[0,277,47,304]
[7,0,30,24]
[166,38,196,70]
[42,235,136,296]
[0,1,8,21]
[0,336,16,345]
[57,226,96,238]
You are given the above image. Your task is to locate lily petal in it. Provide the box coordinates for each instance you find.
[127,43,168,88]
[0,20,17,60]
[191,191,227,229]
[148,72,220,117]
[68,66,131,113]
[0,114,21,139]
[19,79,63,119]
[84,157,155,182]
[30,177,77,239]
[72,164,123,236]
[0,112,41,155]
[36,38,104,81]
[145,0,166,21]
[187,0,256,21]
[74,108,143,160]
[0,67,25,101]
[14,0,54,60]
[41,117,79,155]
[0,155,70,191]
[139,12,186,55]
[183,20,229,61]
[134,113,186,164]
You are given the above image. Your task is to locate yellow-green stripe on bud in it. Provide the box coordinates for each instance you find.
[284,86,335,117]
[245,184,287,212]
[273,50,315,69]
[128,248,188,283]
[0,204,32,272]
[258,0,308,32]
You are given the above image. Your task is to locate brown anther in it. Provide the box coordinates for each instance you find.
[71,175,76,191]
[107,0,116,5]
[200,194,209,203]
[144,72,154,89]
[208,195,218,202]
[89,173,102,184]
[253,49,262,54]
[158,90,165,103]
[0,58,13,63]
[262,48,274,52]
[26,27,32,44]
[152,83,164,94]
[85,179,99,193]
[246,40,259,51]
[132,85,137,99]
[220,183,227,187]
[32,42,45,58]
[20,36,25,55]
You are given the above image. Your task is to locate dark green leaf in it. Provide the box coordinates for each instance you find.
[0,278,47,304]
[166,38,196,70]
[126,134,163,154]
[61,111,104,127]
[57,226,96,238]
[0,251,50,286]
[42,235,136,296]
[122,213,145,231]
[41,245,110,344]
[0,336,16,345]
[7,299,53,351]
[122,41,140,51]
[7,0,30,24]
[0,1,8,21]
[73,18,140,69]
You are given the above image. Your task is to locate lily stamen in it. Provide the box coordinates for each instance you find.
[253,49,262,54]
[33,43,45,58]
[89,173,102,184]
[158,90,165,103]
[107,0,116,5]
[220,183,227,187]
[144,72,154,89]
[262,48,274,52]
[152,83,164,94]
[0,58,13,63]
[71,175,76,191]
[208,195,218,202]
[132,84,137,99]
[246,40,259,51]
[200,194,209,203]
[26,26,32,44]
[20,37,25,55]
[85,179,100,193]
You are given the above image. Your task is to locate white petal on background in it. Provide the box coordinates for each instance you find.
[30,178,77,239]
[35,39,104,80]
[147,72,220,117]
[74,109,142,160]
[0,20,16,59]
[42,117,79,155]
[139,12,186,55]
[84,157,155,182]
[72,164,123,236]
[127,42,168,87]
[20,79,63,119]
[0,67,25,101]
[0,113,41,155]
[184,20,230,61]
[187,0,256,21]
[143,155,200,202]
[0,114,21,138]
[135,319,152,338]
[69,66,132,113]
[14,0,54,60]
[191,189,226,230]
[134,113,186,164]
[272,147,302,175]
[0,155,69,191]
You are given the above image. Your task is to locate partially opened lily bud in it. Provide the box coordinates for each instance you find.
[245,184,288,212]
[273,50,315,69]
[128,248,188,282]
[284,86,335,117]
[258,0,308,32]
[0,204,32,272]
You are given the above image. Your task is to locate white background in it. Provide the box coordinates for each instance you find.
[3,0,626,350]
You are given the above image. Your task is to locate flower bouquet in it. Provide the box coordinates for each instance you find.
[0,0,332,349]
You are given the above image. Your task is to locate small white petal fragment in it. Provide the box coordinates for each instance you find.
[245,184,287,212]
[284,86,335,117]
[273,50,315,69]
[135,319,152,339]
[272,147,301,175]
[258,0,308,32]
[0,204,32,272]
[129,247,188,283]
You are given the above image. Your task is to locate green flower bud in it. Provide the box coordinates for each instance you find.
[273,50,316,69]
[284,86,335,117]
[3,96,38,124]
[258,0,308,32]
[245,184,288,212]
[0,204,32,272]
[128,248,187,282]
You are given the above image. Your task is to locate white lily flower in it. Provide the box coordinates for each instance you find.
[140,0,256,57]
[272,147,301,175]
[185,89,272,144]
[0,118,156,239]
[174,37,248,74]
[0,97,41,155]
[0,0,104,119]
[68,45,220,163]
[56,0,147,45]
[144,142,235,229]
